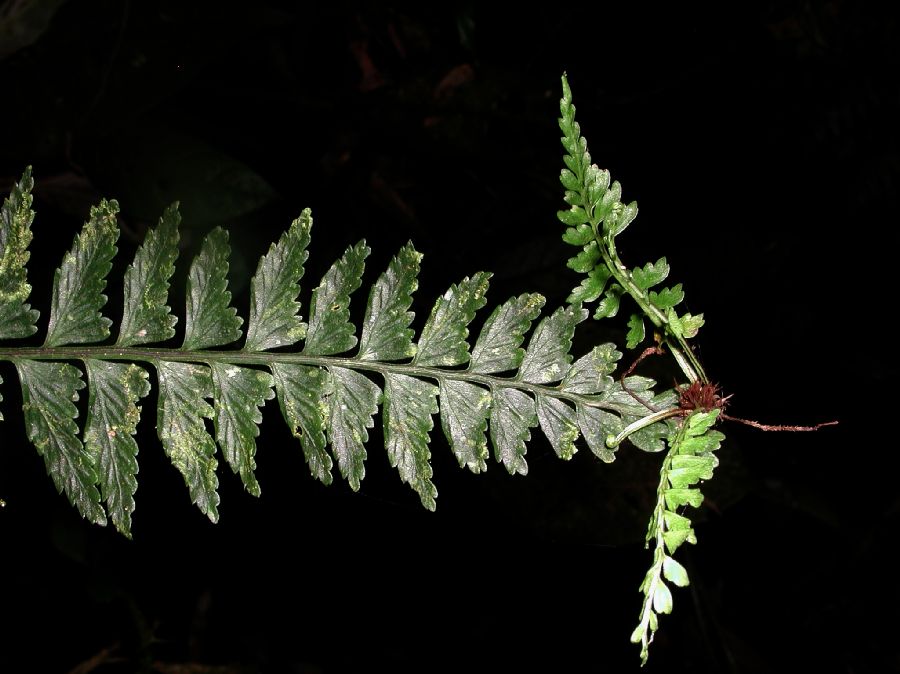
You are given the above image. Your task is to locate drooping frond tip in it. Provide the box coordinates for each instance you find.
[631,410,723,665]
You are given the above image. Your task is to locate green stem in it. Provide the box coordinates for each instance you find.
[606,406,681,449]
[600,234,707,384]
[0,345,633,415]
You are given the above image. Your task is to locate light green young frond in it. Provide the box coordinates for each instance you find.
[631,410,724,665]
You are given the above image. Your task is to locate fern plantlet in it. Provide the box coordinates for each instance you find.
[555,74,721,663]
[0,76,835,665]
[556,74,836,663]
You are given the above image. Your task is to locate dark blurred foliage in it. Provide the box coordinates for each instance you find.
[0,1,896,672]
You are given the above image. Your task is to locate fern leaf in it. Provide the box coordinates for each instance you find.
[118,203,180,347]
[674,311,704,339]
[566,266,610,304]
[383,373,439,510]
[561,223,593,246]
[648,284,684,311]
[0,167,39,339]
[155,361,219,521]
[561,343,620,394]
[272,363,333,485]
[632,410,725,665]
[0,190,672,520]
[84,361,151,537]
[211,363,275,496]
[567,240,601,273]
[598,378,676,453]
[535,394,579,459]
[438,379,491,472]
[0,172,672,527]
[15,359,104,524]
[517,304,586,384]
[594,284,623,319]
[607,199,638,237]
[489,387,537,476]
[577,406,623,463]
[326,366,380,491]
[559,344,626,462]
[244,209,311,351]
[469,292,544,374]
[626,314,645,349]
[304,240,369,356]
[357,243,420,362]
[45,199,119,347]
[661,510,698,553]
[596,181,623,229]
[183,227,242,350]
[0,74,743,665]
[414,272,490,367]
[631,257,669,291]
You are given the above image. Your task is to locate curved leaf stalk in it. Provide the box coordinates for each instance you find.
[630,410,724,665]
[606,405,681,450]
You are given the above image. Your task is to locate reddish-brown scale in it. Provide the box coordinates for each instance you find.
[678,381,730,414]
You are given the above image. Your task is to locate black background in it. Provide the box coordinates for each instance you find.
[0,2,896,672]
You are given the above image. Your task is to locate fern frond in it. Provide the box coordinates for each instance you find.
[0,168,673,533]
[630,410,724,665]
[557,74,706,383]
[557,75,727,663]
